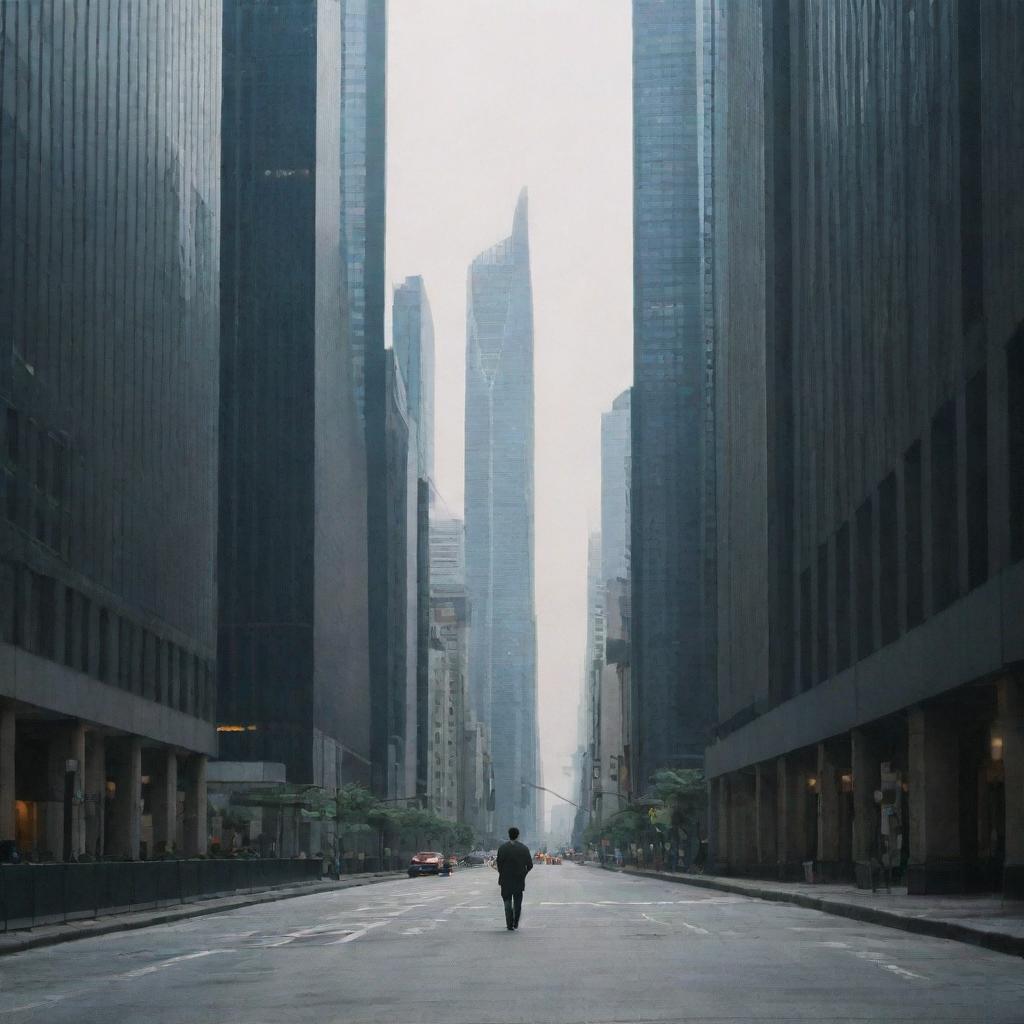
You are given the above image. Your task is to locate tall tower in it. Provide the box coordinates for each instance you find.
[341,0,392,795]
[219,0,371,788]
[631,0,716,792]
[393,277,436,481]
[464,191,539,839]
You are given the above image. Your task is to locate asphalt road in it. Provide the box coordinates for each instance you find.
[0,863,1020,1023]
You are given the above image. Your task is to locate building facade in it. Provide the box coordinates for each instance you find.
[464,190,540,838]
[707,0,1024,898]
[219,0,371,789]
[379,352,419,799]
[631,0,716,795]
[344,0,392,800]
[393,277,436,481]
[602,391,632,587]
[0,1,220,860]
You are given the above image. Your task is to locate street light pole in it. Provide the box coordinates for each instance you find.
[522,780,581,811]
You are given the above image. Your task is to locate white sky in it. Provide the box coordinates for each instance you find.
[386,0,633,828]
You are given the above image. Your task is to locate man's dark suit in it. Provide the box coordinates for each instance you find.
[496,839,533,929]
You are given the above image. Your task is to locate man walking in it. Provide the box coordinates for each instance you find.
[496,826,533,931]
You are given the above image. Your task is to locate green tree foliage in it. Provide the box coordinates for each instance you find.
[652,768,706,830]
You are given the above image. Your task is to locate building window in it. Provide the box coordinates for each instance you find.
[966,370,989,589]
[64,587,75,668]
[799,567,812,691]
[904,442,924,627]
[0,562,14,644]
[1008,328,1024,562]
[879,473,898,645]
[98,607,109,681]
[32,574,55,659]
[834,522,851,672]
[855,500,874,660]
[931,399,959,612]
[816,543,829,684]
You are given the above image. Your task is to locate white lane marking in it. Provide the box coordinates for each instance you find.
[820,941,850,948]
[114,950,233,980]
[336,920,391,944]
[539,898,735,907]
[0,998,69,1016]
[640,911,710,935]
[853,950,926,981]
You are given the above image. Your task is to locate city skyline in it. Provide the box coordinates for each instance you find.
[386,0,633,825]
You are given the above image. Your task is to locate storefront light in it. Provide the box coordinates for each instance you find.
[991,735,1004,762]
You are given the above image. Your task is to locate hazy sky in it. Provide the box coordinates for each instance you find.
[386,0,633,827]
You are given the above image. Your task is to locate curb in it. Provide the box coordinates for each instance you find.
[0,872,407,957]
[585,863,1024,959]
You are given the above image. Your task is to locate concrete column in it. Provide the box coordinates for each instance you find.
[84,731,106,859]
[755,762,776,870]
[68,722,86,859]
[998,676,1024,898]
[0,707,14,843]
[182,754,207,857]
[109,737,142,860]
[729,771,758,872]
[851,728,880,863]
[816,742,840,866]
[714,775,729,872]
[776,755,809,878]
[907,705,961,893]
[43,733,65,860]
[150,749,178,856]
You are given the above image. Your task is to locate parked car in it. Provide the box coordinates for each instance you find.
[407,851,446,877]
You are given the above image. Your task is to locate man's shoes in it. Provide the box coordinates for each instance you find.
[506,924,514,930]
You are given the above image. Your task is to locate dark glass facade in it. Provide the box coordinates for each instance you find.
[342,0,392,796]
[219,0,370,788]
[631,0,715,791]
[707,0,1024,897]
[0,1,220,746]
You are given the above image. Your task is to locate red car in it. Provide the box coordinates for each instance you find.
[407,851,446,877]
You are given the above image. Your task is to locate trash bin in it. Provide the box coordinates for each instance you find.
[802,860,815,884]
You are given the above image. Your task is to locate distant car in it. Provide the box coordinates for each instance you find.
[408,851,445,877]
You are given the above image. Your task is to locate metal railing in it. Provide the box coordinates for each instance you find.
[0,858,322,932]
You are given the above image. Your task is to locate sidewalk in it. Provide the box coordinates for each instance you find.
[0,871,406,957]
[588,863,1024,958]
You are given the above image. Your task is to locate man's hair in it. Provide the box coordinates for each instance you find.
[508,827,520,840]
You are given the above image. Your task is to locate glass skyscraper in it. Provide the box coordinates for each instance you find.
[464,190,539,839]
[631,0,716,792]
[219,0,371,790]
[392,276,435,481]
[340,0,391,795]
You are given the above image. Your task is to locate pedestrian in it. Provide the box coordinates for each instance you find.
[496,826,533,931]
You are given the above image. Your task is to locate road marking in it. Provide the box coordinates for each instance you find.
[640,911,710,935]
[0,998,69,1016]
[114,950,232,980]
[853,950,926,980]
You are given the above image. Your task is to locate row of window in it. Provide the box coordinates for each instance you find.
[3,405,70,560]
[798,332,1023,691]
[0,560,215,722]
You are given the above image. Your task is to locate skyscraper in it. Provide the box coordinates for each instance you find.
[601,390,632,586]
[219,0,371,789]
[393,277,436,481]
[706,0,1024,898]
[464,190,539,838]
[0,0,220,861]
[631,0,715,793]
[342,0,392,797]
